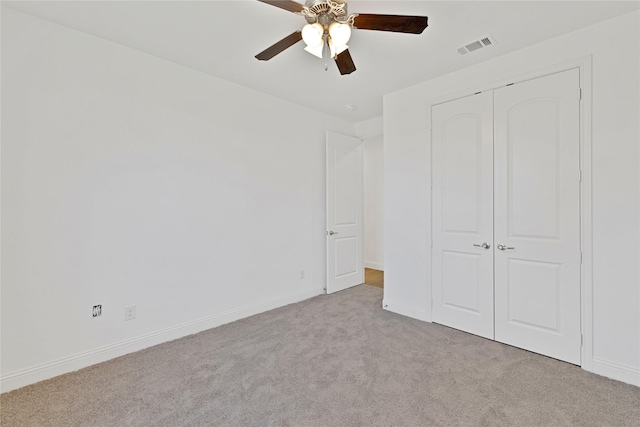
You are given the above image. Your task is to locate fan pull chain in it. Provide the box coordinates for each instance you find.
[322,34,329,71]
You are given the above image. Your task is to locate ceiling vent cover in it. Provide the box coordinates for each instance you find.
[457,35,496,55]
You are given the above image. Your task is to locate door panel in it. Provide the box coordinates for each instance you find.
[442,251,482,314]
[334,237,358,277]
[506,259,561,332]
[494,69,581,364]
[326,132,364,294]
[432,92,494,339]
[508,101,560,239]
[442,116,483,234]
[334,146,359,225]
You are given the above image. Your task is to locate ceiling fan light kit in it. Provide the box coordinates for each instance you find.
[328,22,351,46]
[301,22,324,47]
[255,0,428,75]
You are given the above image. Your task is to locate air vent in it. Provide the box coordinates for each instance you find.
[480,37,492,46]
[457,34,496,55]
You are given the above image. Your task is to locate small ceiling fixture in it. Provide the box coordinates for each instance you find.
[255,0,429,75]
[457,34,496,56]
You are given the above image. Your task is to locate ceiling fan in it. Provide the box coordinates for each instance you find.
[255,0,428,75]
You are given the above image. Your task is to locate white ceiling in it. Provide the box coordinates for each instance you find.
[4,0,639,122]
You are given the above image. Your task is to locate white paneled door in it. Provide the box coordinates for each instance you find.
[432,92,495,339]
[326,132,364,294]
[494,69,581,364]
[431,69,581,364]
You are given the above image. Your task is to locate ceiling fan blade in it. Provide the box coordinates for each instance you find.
[255,31,303,61]
[353,14,428,34]
[257,0,304,14]
[335,49,356,75]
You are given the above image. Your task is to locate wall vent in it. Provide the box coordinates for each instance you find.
[457,34,496,55]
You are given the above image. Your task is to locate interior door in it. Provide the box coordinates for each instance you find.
[493,69,581,364]
[431,92,495,339]
[326,131,364,294]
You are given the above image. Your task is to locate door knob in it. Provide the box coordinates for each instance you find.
[497,244,515,251]
[328,231,338,235]
[473,242,490,249]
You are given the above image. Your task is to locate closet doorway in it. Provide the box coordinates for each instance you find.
[431,69,582,364]
[364,134,384,288]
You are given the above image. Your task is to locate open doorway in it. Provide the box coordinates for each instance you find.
[365,268,384,288]
[363,134,384,288]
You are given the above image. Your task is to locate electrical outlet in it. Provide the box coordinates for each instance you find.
[300,269,305,279]
[92,305,102,317]
[124,305,136,321]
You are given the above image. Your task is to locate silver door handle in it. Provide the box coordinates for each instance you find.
[497,244,515,251]
[473,242,490,249]
[328,231,338,235]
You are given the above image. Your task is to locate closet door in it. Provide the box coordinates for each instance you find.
[493,69,581,364]
[431,92,494,339]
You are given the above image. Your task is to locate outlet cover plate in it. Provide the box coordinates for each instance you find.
[124,305,136,321]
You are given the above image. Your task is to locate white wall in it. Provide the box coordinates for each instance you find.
[356,117,384,271]
[363,134,384,270]
[0,8,354,391]
[384,11,640,386]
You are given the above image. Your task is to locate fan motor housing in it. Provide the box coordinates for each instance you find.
[304,0,348,24]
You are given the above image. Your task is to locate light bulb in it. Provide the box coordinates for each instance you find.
[329,22,351,47]
[302,23,324,48]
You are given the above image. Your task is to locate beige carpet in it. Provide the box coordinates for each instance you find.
[2,285,639,426]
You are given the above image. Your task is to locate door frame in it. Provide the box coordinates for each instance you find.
[428,56,593,368]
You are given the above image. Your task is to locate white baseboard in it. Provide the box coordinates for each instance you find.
[0,288,322,393]
[364,261,384,271]
[382,299,430,322]
[588,358,640,387]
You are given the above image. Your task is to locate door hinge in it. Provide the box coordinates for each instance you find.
[581,334,583,346]
[579,88,582,101]
[578,170,582,182]
[579,252,583,264]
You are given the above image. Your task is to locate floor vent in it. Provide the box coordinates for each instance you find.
[457,34,496,55]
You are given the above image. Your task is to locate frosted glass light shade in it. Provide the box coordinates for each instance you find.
[328,39,348,57]
[302,23,324,47]
[304,44,324,58]
[328,22,351,47]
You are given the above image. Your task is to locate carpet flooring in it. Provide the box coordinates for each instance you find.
[2,285,639,426]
